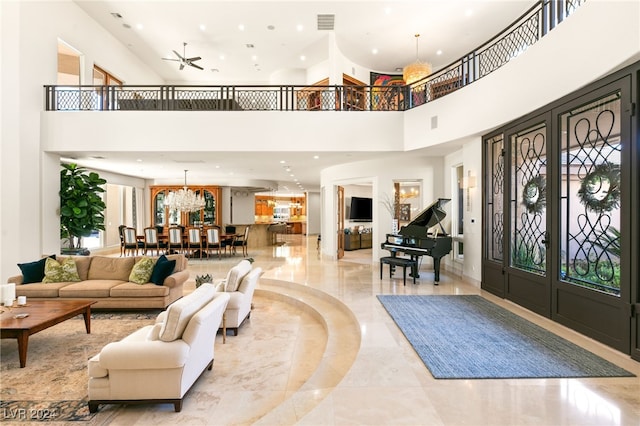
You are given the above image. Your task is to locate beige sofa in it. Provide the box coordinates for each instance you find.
[7,255,188,309]
[88,284,230,412]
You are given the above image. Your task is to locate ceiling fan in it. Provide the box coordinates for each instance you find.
[162,42,203,70]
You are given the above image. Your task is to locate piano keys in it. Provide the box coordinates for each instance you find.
[381,198,453,284]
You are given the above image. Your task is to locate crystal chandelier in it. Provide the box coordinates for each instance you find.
[403,34,432,85]
[164,170,205,213]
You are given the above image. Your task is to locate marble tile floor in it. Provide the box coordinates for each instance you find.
[100,235,639,425]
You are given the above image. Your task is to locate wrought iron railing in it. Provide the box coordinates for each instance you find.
[44,0,584,112]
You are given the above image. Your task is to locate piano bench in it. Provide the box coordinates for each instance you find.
[380,256,418,286]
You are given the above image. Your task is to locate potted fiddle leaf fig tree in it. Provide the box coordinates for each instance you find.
[59,163,107,254]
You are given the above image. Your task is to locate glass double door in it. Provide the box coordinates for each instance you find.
[483,78,632,354]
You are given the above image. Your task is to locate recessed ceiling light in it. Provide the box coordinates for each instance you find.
[136,23,143,30]
[215,165,220,168]
[384,7,392,15]
[219,54,225,60]
[300,55,306,61]
[199,24,206,31]
[436,50,443,55]
[136,158,142,162]
[372,48,378,55]
[296,24,303,31]
[238,24,245,31]
[280,160,286,164]
[251,55,258,61]
[313,155,319,159]
[466,9,473,17]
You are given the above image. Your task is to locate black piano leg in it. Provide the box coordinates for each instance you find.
[408,255,421,278]
[433,257,441,285]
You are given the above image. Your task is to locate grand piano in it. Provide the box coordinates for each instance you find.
[381,198,452,284]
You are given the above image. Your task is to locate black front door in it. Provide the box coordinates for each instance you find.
[482,72,636,356]
[504,115,552,317]
[552,81,631,353]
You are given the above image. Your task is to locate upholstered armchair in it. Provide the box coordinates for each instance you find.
[87,284,230,412]
[215,260,261,336]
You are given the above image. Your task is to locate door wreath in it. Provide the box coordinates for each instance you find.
[577,162,620,213]
[521,175,546,214]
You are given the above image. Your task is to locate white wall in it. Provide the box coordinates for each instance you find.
[0,0,164,280]
[41,111,404,154]
[229,190,255,225]
[306,192,321,235]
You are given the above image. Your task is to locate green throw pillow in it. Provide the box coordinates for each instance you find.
[129,257,156,284]
[43,257,81,283]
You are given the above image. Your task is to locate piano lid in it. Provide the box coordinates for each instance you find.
[398,198,450,238]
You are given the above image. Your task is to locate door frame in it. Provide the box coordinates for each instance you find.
[481,62,639,358]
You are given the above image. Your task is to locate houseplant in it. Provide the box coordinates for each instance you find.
[59,163,107,254]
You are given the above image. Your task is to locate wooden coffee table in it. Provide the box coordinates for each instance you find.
[0,300,97,368]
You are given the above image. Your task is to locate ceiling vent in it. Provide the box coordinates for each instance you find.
[317,14,335,31]
[110,12,122,19]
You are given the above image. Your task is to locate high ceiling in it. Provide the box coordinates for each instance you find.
[68,0,535,192]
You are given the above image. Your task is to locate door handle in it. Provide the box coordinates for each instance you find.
[541,231,549,248]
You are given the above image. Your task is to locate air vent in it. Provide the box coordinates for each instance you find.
[317,14,335,30]
[110,12,122,18]
[246,44,255,49]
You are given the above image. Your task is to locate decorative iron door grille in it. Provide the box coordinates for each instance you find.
[510,123,548,276]
[559,92,622,296]
[487,136,505,263]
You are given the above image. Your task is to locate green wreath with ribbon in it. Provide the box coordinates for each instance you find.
[577,162,620,213]
[521,175,546,214]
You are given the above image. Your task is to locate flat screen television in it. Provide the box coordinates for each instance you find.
[348,196,373,222]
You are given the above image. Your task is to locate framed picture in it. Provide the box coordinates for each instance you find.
[399,204,411,222]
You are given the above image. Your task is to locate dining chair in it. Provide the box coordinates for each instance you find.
[231,225,250,257]
[123,227,143,256]
[118,225,127,256]
[205,227,225,259]
[167,226,184,254]
[186,227,203,259]
[144,226,167,256]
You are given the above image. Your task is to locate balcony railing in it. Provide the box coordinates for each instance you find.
[44,0,584,112]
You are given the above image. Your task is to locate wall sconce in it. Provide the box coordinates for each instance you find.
[464,171,476,211]
[462,173,476,189]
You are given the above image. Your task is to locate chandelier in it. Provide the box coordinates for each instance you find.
[403,34,432,85]
[164,170,205,213]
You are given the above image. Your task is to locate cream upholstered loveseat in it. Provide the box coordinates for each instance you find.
[8,254,188,309]
[88,284,230,412]
[215,260,262,336]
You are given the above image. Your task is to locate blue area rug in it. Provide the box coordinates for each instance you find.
[377,295,635,379]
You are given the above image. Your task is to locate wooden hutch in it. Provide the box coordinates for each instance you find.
[151,185,222,231]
